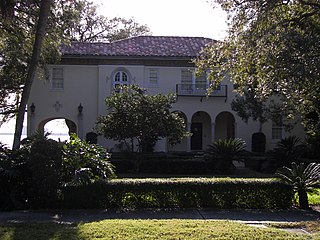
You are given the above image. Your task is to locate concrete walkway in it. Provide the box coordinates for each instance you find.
[0,208,319,224]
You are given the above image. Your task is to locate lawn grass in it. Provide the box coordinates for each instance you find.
[309,189,320,206]
[0,220,312,240]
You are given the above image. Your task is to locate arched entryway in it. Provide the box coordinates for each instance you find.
[215,111,235,141]
[191,111,211,151]
[167,111,188,152]
[38,118,77,141]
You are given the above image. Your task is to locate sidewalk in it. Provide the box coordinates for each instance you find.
[0,208,319,224]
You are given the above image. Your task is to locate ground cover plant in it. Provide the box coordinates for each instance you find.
[0,220,314,240]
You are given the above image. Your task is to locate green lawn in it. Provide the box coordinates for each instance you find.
[0,220,315,240]
[309,189,320,206]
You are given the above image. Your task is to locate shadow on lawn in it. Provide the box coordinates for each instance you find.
[0,223,84,240]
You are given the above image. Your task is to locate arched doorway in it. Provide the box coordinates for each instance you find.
[167,111,188,152]
[38,118,77,142]
[191,111,211,151]
[215,111,235,141]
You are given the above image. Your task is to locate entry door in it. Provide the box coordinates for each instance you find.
[191,123,203,150]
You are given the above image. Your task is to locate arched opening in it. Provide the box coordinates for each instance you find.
[167,111,188,152]
[38,118,77,142]
[191,111,211,151]
[215,111,235,141]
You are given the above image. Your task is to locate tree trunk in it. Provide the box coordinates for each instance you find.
[12,0,52,150]
[298,189,309,209]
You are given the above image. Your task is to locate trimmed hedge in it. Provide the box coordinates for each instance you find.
[110,152,209,174]
[61,178,293,209]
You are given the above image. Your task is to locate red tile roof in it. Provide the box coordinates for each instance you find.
[61,36,214,58]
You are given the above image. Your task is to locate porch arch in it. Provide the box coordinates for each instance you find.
[214,111,235,141]
[38,117,77,140]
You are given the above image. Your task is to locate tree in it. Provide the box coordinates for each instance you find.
[67,0,150,42]
[196,0,320,136]
[95,85,189,152]
[0,0,151,149]
[276,162,320,209]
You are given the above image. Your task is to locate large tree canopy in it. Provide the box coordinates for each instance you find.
[0,0,150,148]
[196,0,320,136]
[95,85,189,152]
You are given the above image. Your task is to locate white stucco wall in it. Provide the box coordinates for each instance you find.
[28,63,306,152]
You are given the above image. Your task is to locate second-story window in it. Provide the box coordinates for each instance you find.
[113,70,128,90]
[51,67,64,90]
[149,69,158,86]
[272,119,284,140]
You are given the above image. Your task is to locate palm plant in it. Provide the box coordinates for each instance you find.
[205,138,247,173]
[273,136,307,167]
[276,162,320,209]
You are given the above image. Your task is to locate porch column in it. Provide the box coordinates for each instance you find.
[186,121,191,152]
[211,122,215,143]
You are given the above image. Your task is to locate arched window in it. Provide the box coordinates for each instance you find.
[113,70,129,90]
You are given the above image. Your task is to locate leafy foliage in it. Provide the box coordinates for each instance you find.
[62,134,115,185]
[272,136,307,167]
[205,138,247,173]
[96,85,190,152]
[67,0,150,42]
[197,0,320,136]
[62,178,293,209]
[276,162,320,209]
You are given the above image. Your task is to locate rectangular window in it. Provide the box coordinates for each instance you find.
[52,67,64,90]
[149,69,158,85]
[272,120,283,140]
[181,69,193,84]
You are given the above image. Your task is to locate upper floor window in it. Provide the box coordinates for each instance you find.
[272,119,284,140]
[113,70,129,90]
[181,69,193,84]
[51,67,64,90]
[149,69,158,86]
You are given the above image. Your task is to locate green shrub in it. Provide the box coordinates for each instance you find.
[272,136,307,167]
[61,178,293,209]
[205,138,247,174]
[62,134,115,185]
[110,152,208,174]
[27,138,63,208]
[276,162,320,209]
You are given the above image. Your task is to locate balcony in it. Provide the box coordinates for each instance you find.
[176,84,228,98]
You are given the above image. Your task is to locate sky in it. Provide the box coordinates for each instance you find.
[93,0,228,40]
[0,0,229,147]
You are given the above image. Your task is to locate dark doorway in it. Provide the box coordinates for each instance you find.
[191,123,202,150]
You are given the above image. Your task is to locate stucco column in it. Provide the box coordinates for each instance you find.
[186,122,191,152]
[211,122,215,143]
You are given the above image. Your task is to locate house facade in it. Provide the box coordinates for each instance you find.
[28,36,305,152]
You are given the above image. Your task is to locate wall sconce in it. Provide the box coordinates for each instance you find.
[78,103,83,114]
[30,103,35,113]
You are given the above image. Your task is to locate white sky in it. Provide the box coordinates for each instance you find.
[93,0,228,40]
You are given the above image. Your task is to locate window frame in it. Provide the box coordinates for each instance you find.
[51,67,64,91]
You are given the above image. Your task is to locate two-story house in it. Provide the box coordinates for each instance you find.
[27,36,305,152]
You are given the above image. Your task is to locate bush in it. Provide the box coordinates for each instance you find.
[62,134,115,185]
[61,178,293,209]
[27,138,63,208]
[272,136,307,167]
[110,152,208,174]
[205,139,247,174]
